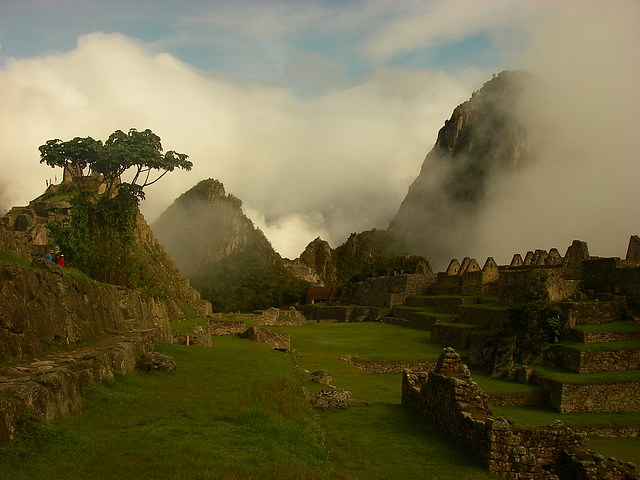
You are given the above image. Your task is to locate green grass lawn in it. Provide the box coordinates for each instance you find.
[318,405,494,480]
[553,339,640,352]
[0,331,497,480]
[273,322,443,403]
[0,339,333,480]
[588,437,640,465]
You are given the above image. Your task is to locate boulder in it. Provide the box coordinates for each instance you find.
[137,352,177,371]
[310,370,332,385]
[310,387,353,409]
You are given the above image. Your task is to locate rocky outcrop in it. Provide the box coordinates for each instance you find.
[0,261,172,362]
[137,351,177,371]
[309,387,354,409]
[389,71,532,269]
[134,212,212,318]
[0,330,155,444]
[0,189,211,321]
[295,237,337,285]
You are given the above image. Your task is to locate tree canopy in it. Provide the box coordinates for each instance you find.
[39,128,192,201]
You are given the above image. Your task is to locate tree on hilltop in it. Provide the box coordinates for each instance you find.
[39,128,192,286]
[39,128,192,202]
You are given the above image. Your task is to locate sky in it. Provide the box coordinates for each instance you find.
[0,0,638,264]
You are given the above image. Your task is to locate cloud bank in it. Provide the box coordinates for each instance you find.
[0,0,637,265]
[470,0,640,264]
[0,32,485,258]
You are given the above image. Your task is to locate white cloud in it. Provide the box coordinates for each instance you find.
[0,32,486,259]
[469,0,640,263]
[361,0,535,63]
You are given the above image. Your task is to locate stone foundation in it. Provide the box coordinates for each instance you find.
[431,323,480,349]
[209,320,247,336]
[341,356,436,374]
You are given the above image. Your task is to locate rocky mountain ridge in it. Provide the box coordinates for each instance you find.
[389,70,531,268]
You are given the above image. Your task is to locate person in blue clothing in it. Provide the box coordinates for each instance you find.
[44,251,52,261]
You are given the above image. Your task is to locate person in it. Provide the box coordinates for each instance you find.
[44,251,52,262]
[57,254,65,267]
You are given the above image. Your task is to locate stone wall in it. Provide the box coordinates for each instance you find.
[257,306,306,326]
[458,305,510,329]
[402,348,639,479]
[534,375,640,413]
[301,305,389,322]
[342,356,436,374]
[0,261,172,362]
[209,320,246,336]
[430,323,480,349]
[498,268,581,304]
[572,328,640,344]
[388,306,452,329]
[551,345,640,374]
[559,298,626,326]
[405,295,481,313]
[339,273,435,308]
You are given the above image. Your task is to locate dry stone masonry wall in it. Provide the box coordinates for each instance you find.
[402,348,639,479]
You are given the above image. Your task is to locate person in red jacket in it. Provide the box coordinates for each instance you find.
[57,254,65,267]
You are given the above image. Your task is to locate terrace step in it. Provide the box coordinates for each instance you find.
[550,341,640,374]
[390,305,457,327]
[569,321,640,344]
[458,304,511,329]
[404,295,483,314]
[431,322,484,349]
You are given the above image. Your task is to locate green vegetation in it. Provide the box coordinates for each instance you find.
[39,128,192,203]
[0,250,32,268]
[333,229,428,284]
[1,320,638,477]
[491,405,640,430]
[470,368,544,395]
[192,250,309,313]
[0,340,333,480]
[318,405,494,479]
[40,128,192,289]
[588,437,640,465]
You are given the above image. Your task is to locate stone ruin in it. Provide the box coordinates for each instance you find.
[257,306,306,326]
[307,369,354,409]
[403,348,639,480]
[238,326,291,352]
[432,237,640,306]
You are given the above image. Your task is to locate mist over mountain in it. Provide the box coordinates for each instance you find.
[389,71,531,270]
[152,179,277,278]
